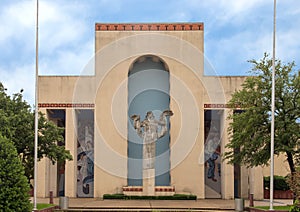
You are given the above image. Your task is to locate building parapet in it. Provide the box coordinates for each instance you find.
[95,23,203,31]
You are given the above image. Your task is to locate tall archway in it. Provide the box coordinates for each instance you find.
[127,55,170,186]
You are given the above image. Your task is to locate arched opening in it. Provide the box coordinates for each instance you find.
[127,55,170,186]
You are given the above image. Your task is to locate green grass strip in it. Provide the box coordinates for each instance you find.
[253,205,290,211]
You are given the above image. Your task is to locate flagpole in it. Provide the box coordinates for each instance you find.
[33,0,39,211]
[270,0,276,210]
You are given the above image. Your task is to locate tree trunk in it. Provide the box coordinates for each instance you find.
[286,151,296,174]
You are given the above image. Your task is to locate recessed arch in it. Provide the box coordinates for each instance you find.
[127,55,171,186]
[129,55,169,74]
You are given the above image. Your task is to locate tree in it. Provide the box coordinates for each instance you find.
[0,82,72,181]
[223,54,300,174]
[0,134,31,212]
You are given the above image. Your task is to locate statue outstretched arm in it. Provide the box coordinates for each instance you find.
[158,110,173,138]
[131,114,143,138]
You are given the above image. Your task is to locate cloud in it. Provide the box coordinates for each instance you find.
[0,0,300,105]
[277,28,300,65]
[36,2,95,74]
[205,25,274,75]
[39,39,94,76]
[0,1,35,64]
[0,63,35,106]
[214,0,267,19]
[0,1,35,45]
[38,1,90,54]
[198,0,300,75]
[0,0,96,105]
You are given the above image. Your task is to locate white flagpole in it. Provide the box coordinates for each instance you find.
[33,0,39,211]
[270,0,276,210]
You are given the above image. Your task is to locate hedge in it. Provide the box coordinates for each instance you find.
[103,194,197,200]
[264,175,290,191]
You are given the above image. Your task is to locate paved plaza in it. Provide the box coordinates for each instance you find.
[34,197,293,211]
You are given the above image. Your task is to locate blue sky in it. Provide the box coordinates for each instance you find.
[0,0,299,105]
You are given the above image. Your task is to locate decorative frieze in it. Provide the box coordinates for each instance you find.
[95,23,203,31]
[204,104,229,109]
[38,103,95,108]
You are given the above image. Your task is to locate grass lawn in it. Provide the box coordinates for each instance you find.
[30,203,55,210]
[254,205,290,211]
[37,203,55,209]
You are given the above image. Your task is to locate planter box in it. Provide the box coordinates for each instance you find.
[264,189,294,199]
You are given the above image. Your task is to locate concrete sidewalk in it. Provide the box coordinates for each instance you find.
[34,197,293,211]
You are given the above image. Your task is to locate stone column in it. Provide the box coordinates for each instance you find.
[65,109,76,197]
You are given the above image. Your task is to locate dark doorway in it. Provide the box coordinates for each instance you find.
[47,109,66,197]
[233,110,244,198]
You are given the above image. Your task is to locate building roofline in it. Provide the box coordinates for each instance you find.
[95,22,204,31]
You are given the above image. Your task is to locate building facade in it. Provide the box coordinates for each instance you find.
[37,23,288,199]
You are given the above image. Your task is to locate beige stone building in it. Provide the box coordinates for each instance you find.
[37,23,289,199]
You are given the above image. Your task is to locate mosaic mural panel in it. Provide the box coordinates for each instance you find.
[76,110,94,197]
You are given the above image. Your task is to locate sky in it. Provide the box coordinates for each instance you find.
[0,0,299,105]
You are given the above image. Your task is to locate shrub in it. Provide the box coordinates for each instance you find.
[103,193,125,199]
[287,171,300,200]
[289,200,300,212]
[103,194,197,200]
[0,134,31,212]
[264,175,290,191]
[290,207,300,212]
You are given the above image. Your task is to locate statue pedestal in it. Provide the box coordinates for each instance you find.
[143,169,155,196]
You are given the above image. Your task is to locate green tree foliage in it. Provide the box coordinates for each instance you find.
[0,83,72,181]
[0,134,31,212]
[223,54,300,174]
